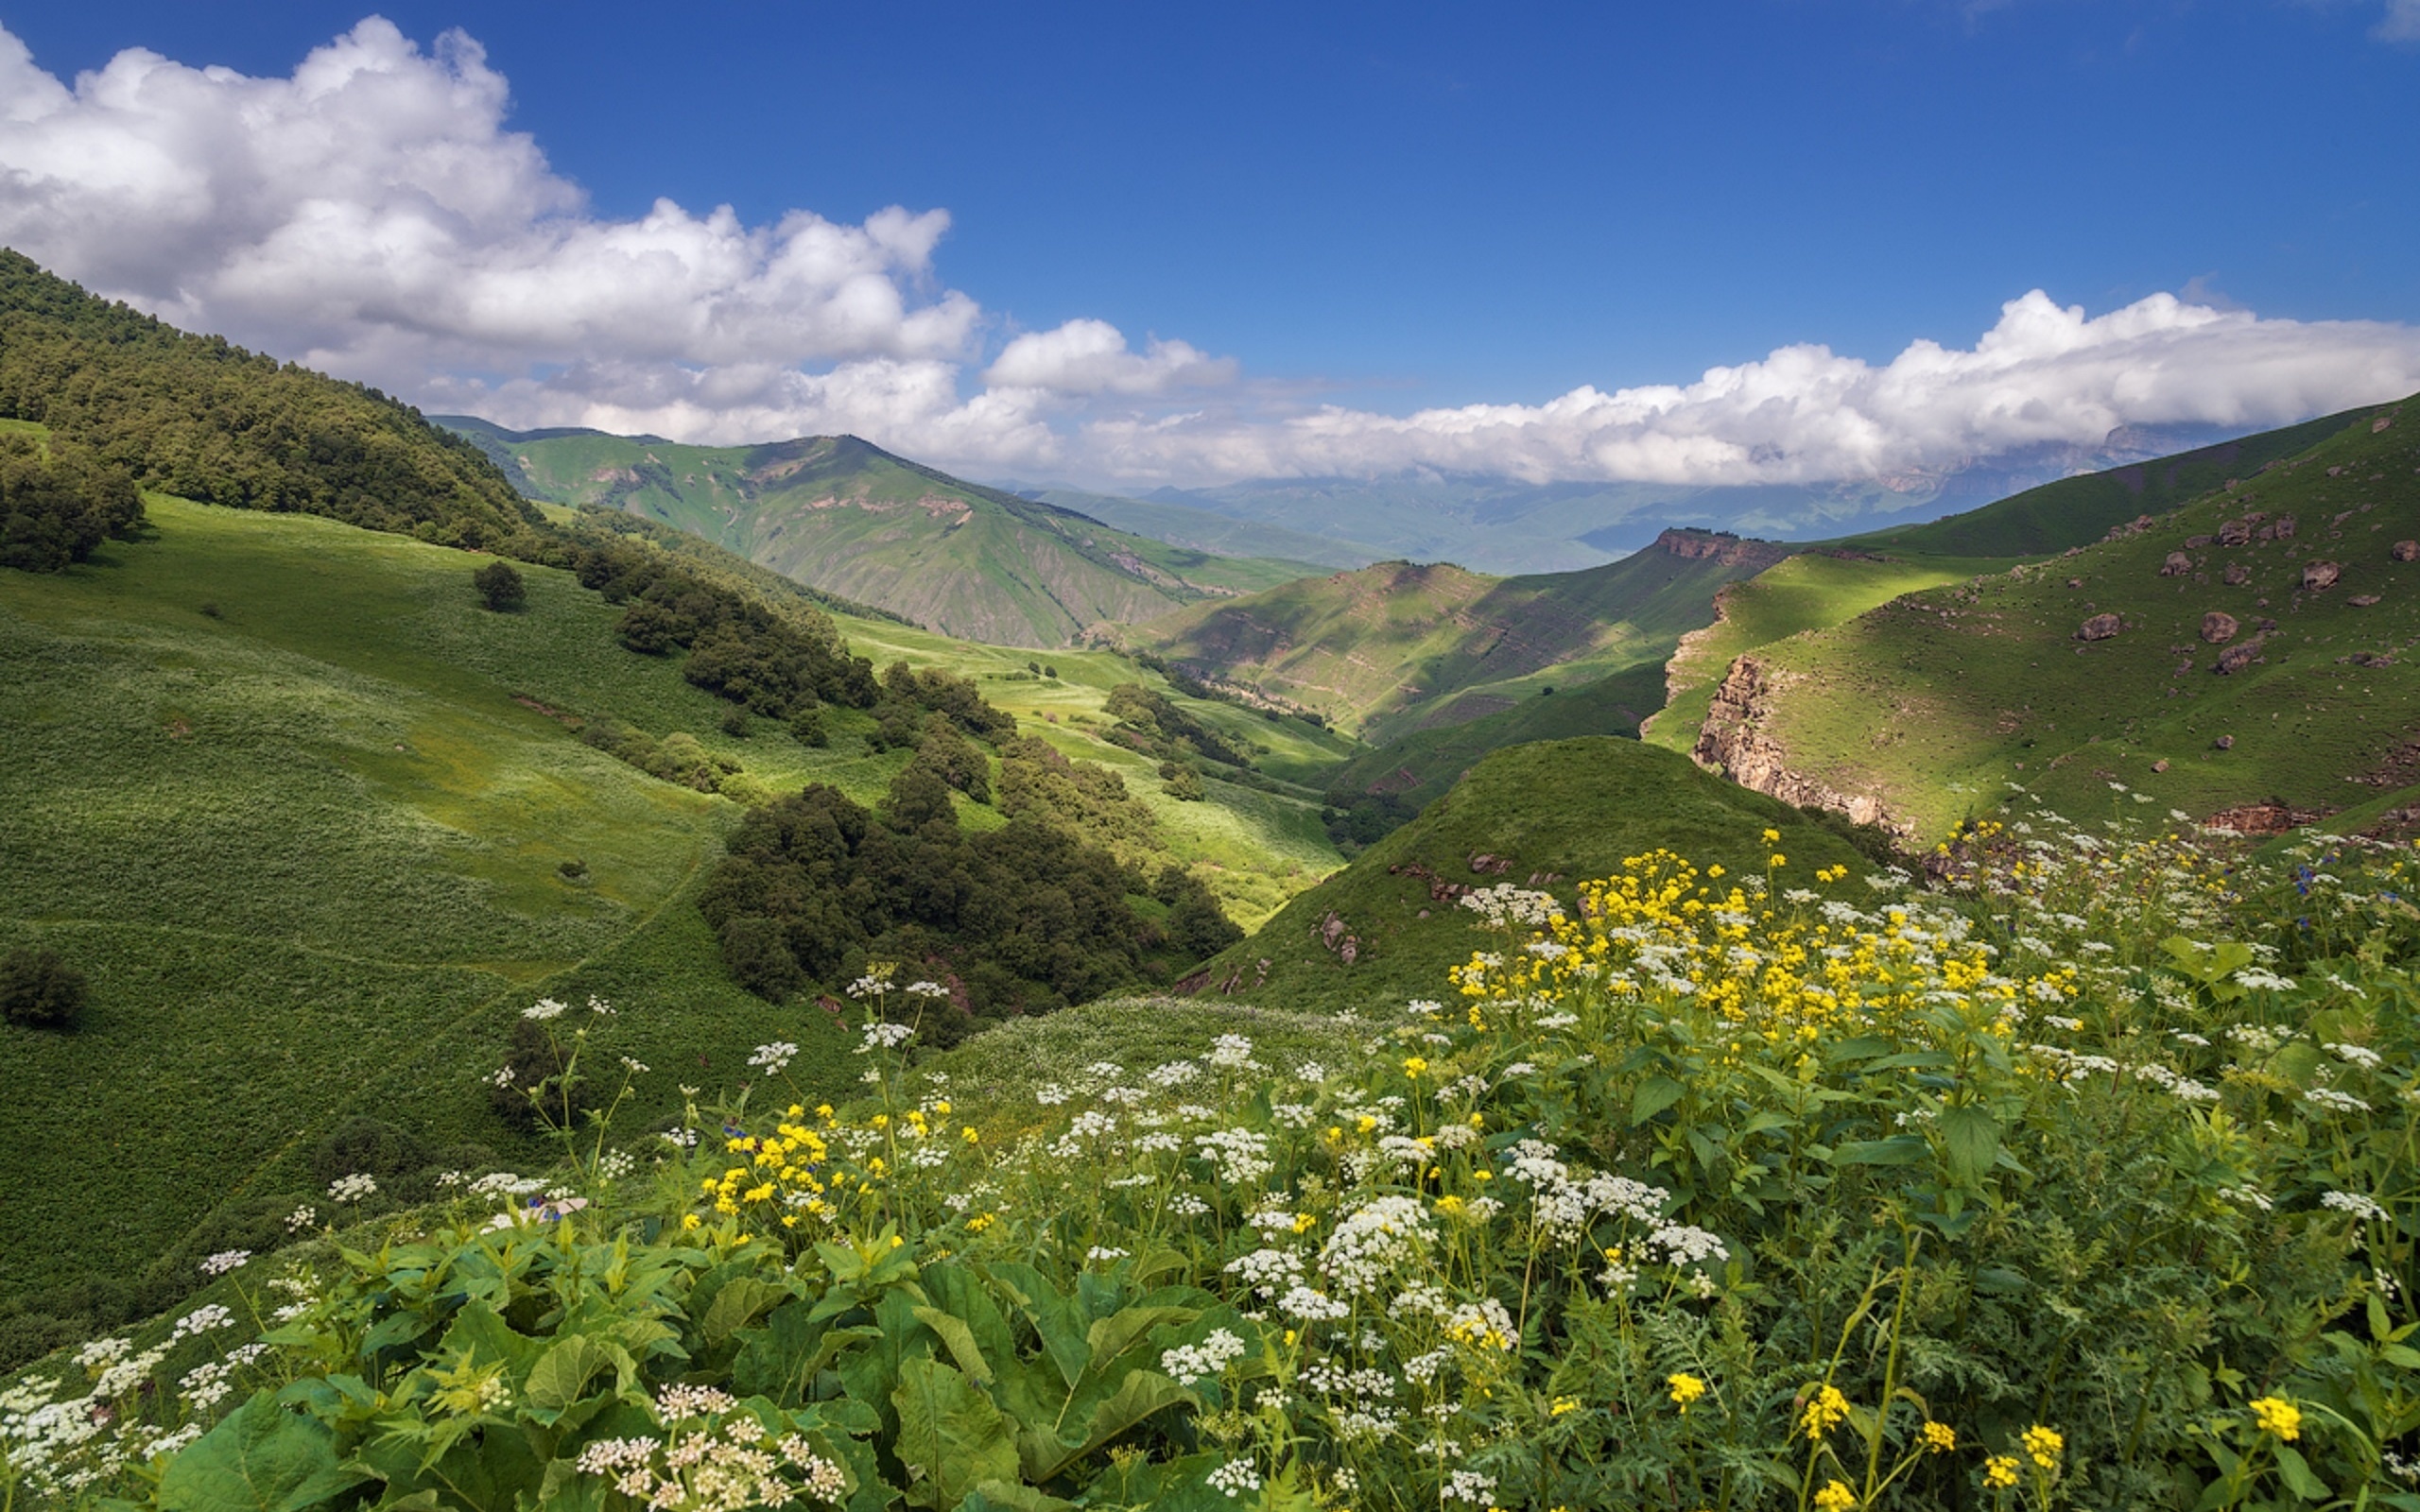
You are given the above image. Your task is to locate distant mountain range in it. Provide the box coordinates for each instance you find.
[437,419,1328,647]
[994,423,2243,576]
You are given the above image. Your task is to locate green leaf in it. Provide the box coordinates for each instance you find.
[1631,1074,1686,1125]
[1028,1369,1196,1484]
[1083,1305,1201,1375]
[891,1358,1020,1511]
[701,1276,784,1346]
[1832,1135,1931,1166]
[2274,1444,2329,1502]
[1937,1105,2001,1187]
[157,1391,369,1512]
[915,1304,998,1386]
[524,1336,626,1416]
[960,1481,1079,1512]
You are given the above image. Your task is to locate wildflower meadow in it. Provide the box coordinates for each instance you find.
[5,808,2416,1512]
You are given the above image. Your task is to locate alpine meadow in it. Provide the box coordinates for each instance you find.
[4,9,2420,1512]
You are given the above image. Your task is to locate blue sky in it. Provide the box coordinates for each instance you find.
[3,2,2417,487]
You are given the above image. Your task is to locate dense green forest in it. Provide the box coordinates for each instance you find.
[0,432,145,571]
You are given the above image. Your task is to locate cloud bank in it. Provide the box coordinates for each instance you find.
[3,18,2417,490]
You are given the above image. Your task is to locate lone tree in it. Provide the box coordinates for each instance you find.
[0,947,87,1029]
[472,559,527,612]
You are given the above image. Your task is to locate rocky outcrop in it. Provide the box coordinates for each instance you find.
[2302,560,2342,591]
[1693,656,1906,835]
[1651,527,1794,570]
[2076,613,2123,642]
[2393,540,2417,562]
[2160,551,2194,576]
[2199,611,2239,644]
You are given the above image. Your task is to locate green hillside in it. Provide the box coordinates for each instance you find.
[1017,483,1380,571]
[1834,405,2386,558]
[1644,551,2014,758]
[0,488,1352,1340]
[1123,527,1789,743]
[439,419,1322,647]
[1694,396,2420,837]
[1182,737,1870,1014]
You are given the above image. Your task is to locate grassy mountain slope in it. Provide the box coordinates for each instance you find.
[1013,484,1380,571]
[1182,737,1869,1015]
[1695,398,2420,838]
[1320,658,1673,810]
[1834,405,2385,558]
[1124,528,1788,743]
[1644,552,2014,758]
[0,491,1352,1322]
[441,420,1322,646]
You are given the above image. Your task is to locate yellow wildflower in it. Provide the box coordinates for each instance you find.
[1813,1481,1856,1512]
[2250,1397,2301,1441]
[1801,1384,1851,1440]
[2021,1424,2063,1471]
[1921,1421,1956,1453]
[1983,1455,2020,1488]
[1667,1373,1707,1412]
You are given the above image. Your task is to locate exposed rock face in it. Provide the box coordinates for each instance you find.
[2160,552,2193,576]
[2199,611,2239,644]
[2076,613,2123,642]
[2218,519,2253,546]
[1651,527,1794,570]
[2303,560,2342,591]
[2205,802,2317,835]
[1693,656,1904,835]
[2215,641,2262,676]
[2394,540,2418,562]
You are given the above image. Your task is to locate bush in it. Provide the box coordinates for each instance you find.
[309,1115,431,1195]
[472,559,527,611]
[0,945,86,1028]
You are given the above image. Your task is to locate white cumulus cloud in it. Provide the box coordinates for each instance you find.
[1,19,2415,493]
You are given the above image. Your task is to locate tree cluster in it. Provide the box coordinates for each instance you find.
[0,434,145,572]
[1099,682,1253,768]
[700,770,1236,1042]
[0,945,85,1029]
[0,251,544,552]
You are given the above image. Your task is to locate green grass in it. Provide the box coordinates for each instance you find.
[1188,736,1871,1016]
[1323,657,1672,809]
[0,495,1344,1312]
[439,423,1322,647]
[1127,532,1780,744]
[1646,552,2014,757]
[1710,398,2420,837]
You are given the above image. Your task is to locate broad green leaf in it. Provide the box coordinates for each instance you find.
[986,1262,1089,1388]
[157,1392,369,1512]
[961,1481,1079,1512]
[891,1358,1019,1511]
[1028,1369,1196,1484]
[524,1336,625,1414]
[1938,1106,2001,1187]
[1631,1074,1686,1125]
[915,1305,997,1386]
[1832,1135,1931,1166]
[1083,1305,1200,1375]
[701,1276,784,1345]
[2275,1445,2328,1501]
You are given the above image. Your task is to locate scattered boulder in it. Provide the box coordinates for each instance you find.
[2076,613,2124,642]
[2218,519,2253,546]
[2185,536,2214,550]
[1467,852,1512,875]
[2214,642,2261,676]
[2223,563,2251,586]
[2303,560,2342,591]
[2152,759,2169,773]
[2215,734,2235,750]
[2274,514,2297,541]
[2160,552,2193,577]
[2393,540,2418,562]
[2256,617,2278,632]
[2199,611,2239,644]
[2066,577,2084,590]
[2375,413,2396,434]
[2350,594,2380,608]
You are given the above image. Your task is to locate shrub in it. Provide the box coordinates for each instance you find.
[0,945,86,1028]
[472,558,527,611]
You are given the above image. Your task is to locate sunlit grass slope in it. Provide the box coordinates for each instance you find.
[0,497,1347,1314]
[1127,530,1781,744]
[1723,400,2420,837]
[1646,553,2013,758]
[441,421,1322,646]
[1187,737,1868,1015]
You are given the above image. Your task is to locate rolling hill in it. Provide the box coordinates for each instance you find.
[1118,526,1790,745]
[1688,397,2420,838]
[440,418,1325,647]
[1178,737,1871,1015]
